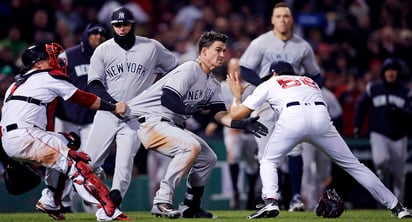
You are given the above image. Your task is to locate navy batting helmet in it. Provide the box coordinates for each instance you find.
[111,7,135,24]
[269,61,296,75]
[21,44,49,68]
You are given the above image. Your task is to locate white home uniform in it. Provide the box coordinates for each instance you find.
[125,60,222,205]
[240,32,320,158]
[243,75,398,210]
[0,70,124,220]
[85,36,178,197]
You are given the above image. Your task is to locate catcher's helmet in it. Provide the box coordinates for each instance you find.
[269,61,296,75]
[21,44,49,68]
[111,7,135,24]
[21,42,66,73]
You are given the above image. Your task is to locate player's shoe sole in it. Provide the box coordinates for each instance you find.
[247,202,279,219]
[35,201,65,220]
[114,213,131,221]
[151,203,181,218]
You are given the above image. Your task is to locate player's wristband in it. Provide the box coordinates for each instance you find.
[230,119,244,129]
[99,99,116,112]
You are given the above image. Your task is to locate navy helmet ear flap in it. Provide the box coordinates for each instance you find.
[269,61,296,75]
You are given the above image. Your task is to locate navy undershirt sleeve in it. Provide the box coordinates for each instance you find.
[88,80,117,103]
[240,66,263,86]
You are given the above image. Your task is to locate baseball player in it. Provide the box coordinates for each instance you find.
[0,42,129,221]
[206,58,259,209]
[84,6,179,208]
[36,22,108,214]
[301,86,343,210]
[354,58,412,203]
[239,2,322,211]
[124,31,268,218]
[226,60,412,219]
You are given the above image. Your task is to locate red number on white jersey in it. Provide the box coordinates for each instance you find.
[276,76,318,89]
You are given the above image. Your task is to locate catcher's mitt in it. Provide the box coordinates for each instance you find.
[0,143,41,195]
[315,188,345,218]
[3,159,42,195]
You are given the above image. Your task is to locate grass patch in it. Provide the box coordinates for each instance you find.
[0,209,399,222]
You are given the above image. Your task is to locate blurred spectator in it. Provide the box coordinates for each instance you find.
[55,0,84,34]
[172,0,205,38]
[0,25,28,61]
[32,9,56,43]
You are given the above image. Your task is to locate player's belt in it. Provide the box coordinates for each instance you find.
[138,117,170,123]
[286,101,325,107]
[5,123,38,132]
[138,117,186,129]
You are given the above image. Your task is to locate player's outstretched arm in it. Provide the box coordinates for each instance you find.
[68,89,127,114]
[215,112,268,138]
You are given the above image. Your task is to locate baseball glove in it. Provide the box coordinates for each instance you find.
[315,188,345,218]
[3,159,42,195]
[0,144,41,195]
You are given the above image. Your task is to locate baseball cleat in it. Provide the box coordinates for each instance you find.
[392,203,412,219]
[288,194,305,212]
[179,203,216,218]
[35,201,65,220]
[151,203,180,218]
[247,199,279,219]
[113,213,130,221]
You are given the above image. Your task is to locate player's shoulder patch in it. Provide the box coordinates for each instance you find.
[48,70,71,83]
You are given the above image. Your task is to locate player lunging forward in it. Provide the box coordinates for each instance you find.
[226,60,412,219]
[125,31,268,219]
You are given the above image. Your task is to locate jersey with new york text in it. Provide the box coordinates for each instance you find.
[126,60,224,126]
[1,70,77,130]
[88,36,178,102]
[242,75,324,116]
[240,31,320,79]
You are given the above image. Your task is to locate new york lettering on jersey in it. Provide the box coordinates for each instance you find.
[106,62,148,78]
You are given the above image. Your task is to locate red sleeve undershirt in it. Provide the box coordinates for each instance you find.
[68,89,98,108]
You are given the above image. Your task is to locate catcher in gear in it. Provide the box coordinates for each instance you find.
[315,188,345,218]
[0,42,129,221]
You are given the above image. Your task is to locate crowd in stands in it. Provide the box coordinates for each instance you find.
[0,0,412,174]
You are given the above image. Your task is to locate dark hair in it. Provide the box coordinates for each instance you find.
[198,31,228,53]
[274,2,289,9]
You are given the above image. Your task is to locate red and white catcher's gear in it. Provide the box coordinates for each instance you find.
[68,154,116,217]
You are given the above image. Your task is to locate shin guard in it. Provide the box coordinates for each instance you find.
[71,161,115,217]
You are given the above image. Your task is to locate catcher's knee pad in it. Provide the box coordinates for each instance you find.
[71,161,115,217]
[59,132,81,150]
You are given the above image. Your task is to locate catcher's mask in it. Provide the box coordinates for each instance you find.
[21,42,67,74]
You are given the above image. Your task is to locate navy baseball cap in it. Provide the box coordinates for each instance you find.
[269,61,296,75]
[111,7,135,24]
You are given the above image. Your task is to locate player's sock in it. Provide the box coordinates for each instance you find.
[288,155,303,196]
[229,164,239,193]
[246,171,258,210]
